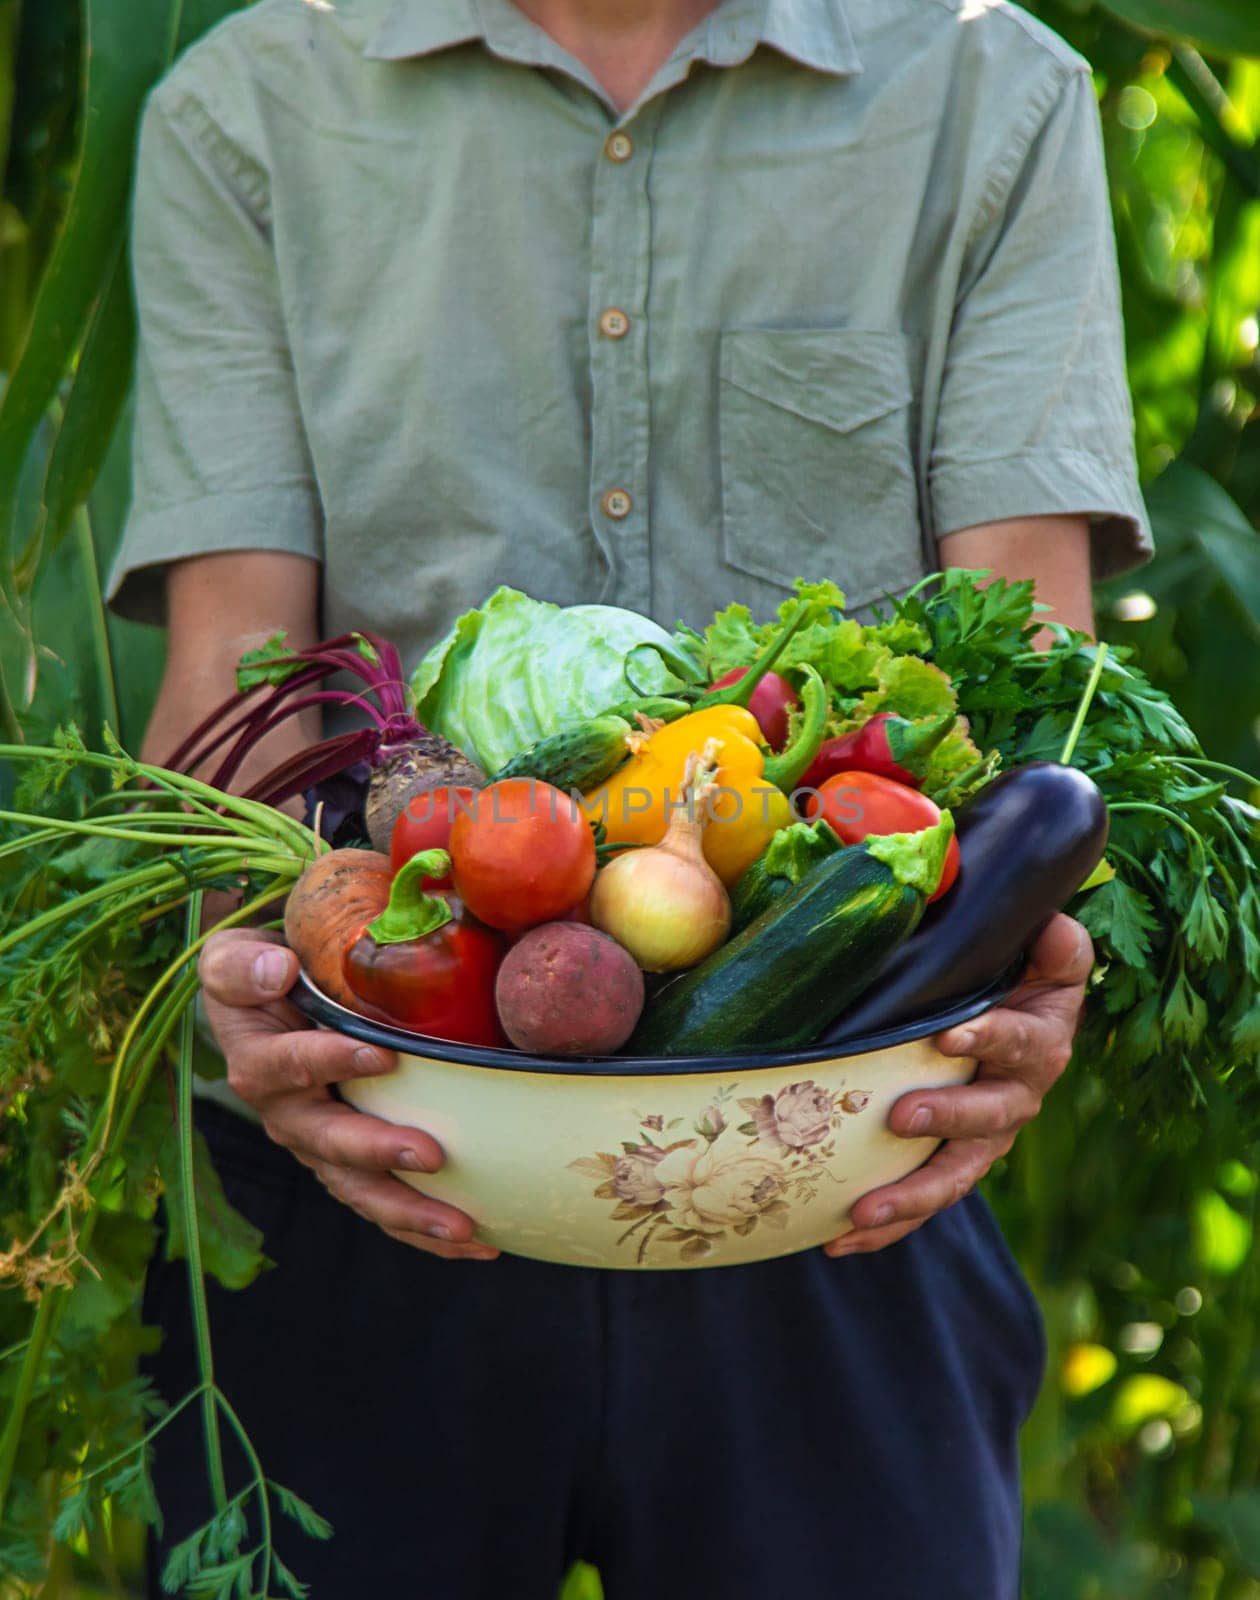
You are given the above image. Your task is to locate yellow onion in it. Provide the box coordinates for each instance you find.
[589,745,731,972]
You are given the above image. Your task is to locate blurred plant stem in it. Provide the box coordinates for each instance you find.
[70,501,120,737]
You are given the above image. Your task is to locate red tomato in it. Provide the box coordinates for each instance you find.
[710,667,800,751]
[448,779,597,933]
[802,771,960,903]
[390,786,478,888]
[343,895,507,1047]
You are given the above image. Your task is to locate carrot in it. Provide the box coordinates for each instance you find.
[283,847,393,1007]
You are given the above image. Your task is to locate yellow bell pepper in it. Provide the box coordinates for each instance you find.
[584,666,828,888]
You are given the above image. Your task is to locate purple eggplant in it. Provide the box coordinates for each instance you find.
[822,761,1108,1044]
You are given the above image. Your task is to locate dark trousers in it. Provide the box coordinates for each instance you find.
[141,1099,1046,1600]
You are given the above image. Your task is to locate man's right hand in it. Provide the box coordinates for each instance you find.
[198,928,498,1262]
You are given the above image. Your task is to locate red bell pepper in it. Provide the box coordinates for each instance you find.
[343,848,507,1046]
[798,710,955,792]
[709,666,800,751]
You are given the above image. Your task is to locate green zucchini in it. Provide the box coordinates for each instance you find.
[730,819,842,934]
[491,716,632,792]
[629,816,954,1057]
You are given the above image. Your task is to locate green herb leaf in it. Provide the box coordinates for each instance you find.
[270,1481,334,1541]
[353,632,382,668]
[1076,878,1163,968]
[235,631,306,691]
[51,1485,94,1543]
[1230,999,1260,1056]
[1164,968,1208,1047]
[273,1551,312,1598]
[1184,879,1229,961]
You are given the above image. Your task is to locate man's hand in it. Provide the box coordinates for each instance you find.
[823,913,1093,1257]
[199,929,498,1261]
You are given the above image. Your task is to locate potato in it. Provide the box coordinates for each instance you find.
[494,923,644,1056]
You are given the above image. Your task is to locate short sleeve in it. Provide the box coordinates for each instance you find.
[105,83,323,625]
[928,67,1153,582]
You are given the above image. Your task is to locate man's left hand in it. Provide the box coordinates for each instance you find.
[823,912,1093,1258]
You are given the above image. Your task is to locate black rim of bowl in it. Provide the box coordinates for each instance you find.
[290,961,1026,1078]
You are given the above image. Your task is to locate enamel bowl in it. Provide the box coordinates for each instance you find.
[293,970,1019,1271]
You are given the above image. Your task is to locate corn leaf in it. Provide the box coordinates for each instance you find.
[0,0,173,574]
[1145,461,1260,638]
[1101,0,1260,58]
[34,236,134,562]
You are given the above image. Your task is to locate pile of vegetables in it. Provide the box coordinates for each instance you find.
[5,567,1256,1118]
[262,595,998,1059]
[53,566,1246,1100]
[106,568,1237,1106]
[3,567,1259,1587]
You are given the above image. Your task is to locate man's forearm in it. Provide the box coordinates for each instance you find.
[938,514,1095,642]
[140,550,323,798]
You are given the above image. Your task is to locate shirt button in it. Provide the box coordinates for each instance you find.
[605,131,633,162]
[601,488,633,519]
[599,307,630,339]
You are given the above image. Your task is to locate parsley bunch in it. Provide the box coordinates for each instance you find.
[902,570,1260,1145]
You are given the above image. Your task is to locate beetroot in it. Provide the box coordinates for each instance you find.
[495,924,644,1056]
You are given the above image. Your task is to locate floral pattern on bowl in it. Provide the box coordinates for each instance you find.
[569,1079,872,1264]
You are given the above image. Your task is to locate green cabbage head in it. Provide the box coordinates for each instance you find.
[409,586,682,773]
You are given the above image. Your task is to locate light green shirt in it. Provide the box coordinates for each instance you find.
[107,0,1152,660]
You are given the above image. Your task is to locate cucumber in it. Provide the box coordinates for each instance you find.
[628,818,953,1057]
[491,716,632,792]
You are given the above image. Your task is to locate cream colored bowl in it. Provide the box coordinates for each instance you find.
[294,972,1018,1270]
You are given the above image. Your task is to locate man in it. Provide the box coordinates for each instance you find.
[108,0,1152,1593]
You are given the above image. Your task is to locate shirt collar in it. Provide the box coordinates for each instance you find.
[710,0,861,76]
[363,0,481,60]
[363,0,862,78]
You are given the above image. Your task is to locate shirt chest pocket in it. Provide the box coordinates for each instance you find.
[718,329,925,610]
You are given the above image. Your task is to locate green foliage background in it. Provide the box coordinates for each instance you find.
[2,0,1260,1596]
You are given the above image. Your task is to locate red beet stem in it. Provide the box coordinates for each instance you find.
[242,730,381,808]
[166,630,424,801]
[208,689,393,792]
[163,662,329,773]
[242,633,410,718]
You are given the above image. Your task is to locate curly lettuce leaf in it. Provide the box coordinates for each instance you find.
[858,655,956,721]
[697,579,849,677]
[863,614,933,655]
[702,601,762,679]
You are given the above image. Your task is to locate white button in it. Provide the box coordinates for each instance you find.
[605,132,633,162]
[599,308,630,339]
[601,489,632,519]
